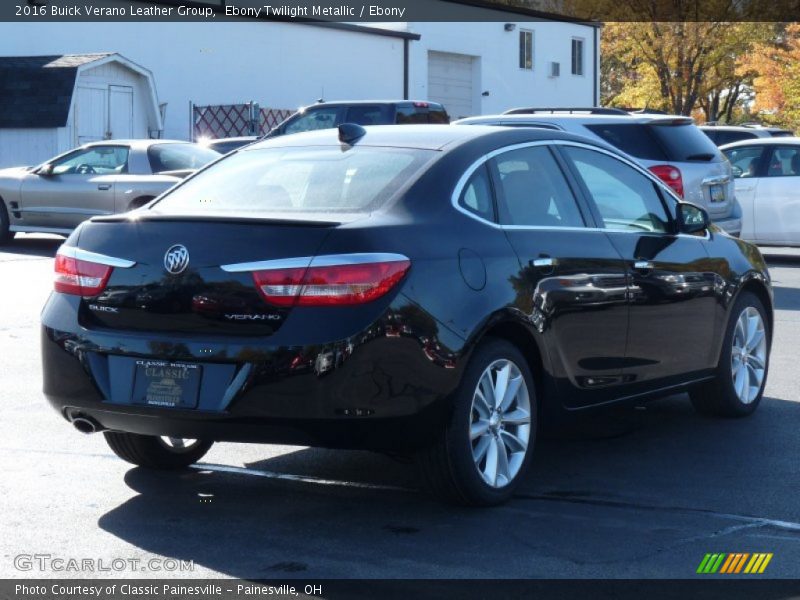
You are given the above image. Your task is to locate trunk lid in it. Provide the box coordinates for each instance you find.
[73,216,338,336]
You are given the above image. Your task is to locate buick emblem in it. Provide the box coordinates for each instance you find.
[164,245,190,275]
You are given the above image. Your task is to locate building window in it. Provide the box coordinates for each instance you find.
[519,30,533,70]
[571,38,585,76]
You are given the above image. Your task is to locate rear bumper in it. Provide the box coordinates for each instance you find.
[41,293,464,451]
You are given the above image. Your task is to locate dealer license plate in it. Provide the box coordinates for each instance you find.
[132,360,201,408]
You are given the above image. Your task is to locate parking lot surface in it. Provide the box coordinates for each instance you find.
[2,235,800,579]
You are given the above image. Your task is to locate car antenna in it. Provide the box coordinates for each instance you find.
[338,123,366,145]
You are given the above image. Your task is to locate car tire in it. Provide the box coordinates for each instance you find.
[690,291,770,417]
[0,200,12,245]
[104,432,213,469]
[416,338,537,506]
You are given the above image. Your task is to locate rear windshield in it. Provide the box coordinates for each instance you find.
[585,123,720,162]
[148,143,220,172]
[152,146,435,215]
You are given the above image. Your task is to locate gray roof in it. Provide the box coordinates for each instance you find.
[0,53,112,128]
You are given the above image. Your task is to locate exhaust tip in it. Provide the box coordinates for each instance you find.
[72,417,98,434]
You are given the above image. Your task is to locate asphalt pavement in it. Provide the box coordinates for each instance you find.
[2,234,800,580]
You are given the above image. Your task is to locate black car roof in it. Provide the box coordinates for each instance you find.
[248,124,604,152]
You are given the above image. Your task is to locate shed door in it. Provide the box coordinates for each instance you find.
[427,51,476,120]
[76,85,107,144]
[109,85,134,139]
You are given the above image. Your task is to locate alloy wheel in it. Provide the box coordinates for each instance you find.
[469,359,532,488]
[730,306,767,404]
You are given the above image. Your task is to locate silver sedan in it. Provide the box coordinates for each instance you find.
[0,139,220,242]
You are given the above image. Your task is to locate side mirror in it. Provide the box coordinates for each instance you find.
[37,163,54,177]
[678,202,710,234]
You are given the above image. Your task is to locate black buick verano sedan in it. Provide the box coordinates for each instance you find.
[42,124,772,506]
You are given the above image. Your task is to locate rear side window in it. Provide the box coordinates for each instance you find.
[493,146,585,228]
[585,123,720,162]
[153,146,435,215]
[765,146,800,177]
[715,130,758,145]
[283,107,341,135]
[147,144,219,173]
[345,105,394,125]
[564,147,670,233]
[396,105,450,124]
[458,163,495,221]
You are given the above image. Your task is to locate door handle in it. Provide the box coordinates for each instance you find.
[97,184,112,191]
[634,260,654,271]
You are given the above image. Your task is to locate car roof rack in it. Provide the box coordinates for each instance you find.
[502,107,630,116]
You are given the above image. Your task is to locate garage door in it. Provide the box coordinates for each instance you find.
[428,51,476,120]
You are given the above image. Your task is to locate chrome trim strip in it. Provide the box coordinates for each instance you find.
[221,253,410,273]
[451,139,686,232]
[57,246,136,268]
[702,174,731,186]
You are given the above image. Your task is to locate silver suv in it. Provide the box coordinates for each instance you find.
[456,108,741,236]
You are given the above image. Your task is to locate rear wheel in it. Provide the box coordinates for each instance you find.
[416,338,536,506]
[0,200,12,245]
[690,291,770,417]
[104,432,213,469]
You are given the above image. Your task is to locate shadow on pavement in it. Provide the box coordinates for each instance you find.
[1,234,63,259]
[97,393,800,578]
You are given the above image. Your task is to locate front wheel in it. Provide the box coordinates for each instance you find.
[416,338,536,506]
[104,432,213,469]
[690,291,770,417]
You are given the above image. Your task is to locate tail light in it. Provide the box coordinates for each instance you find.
[247,254,411,307]
[54,254,112,296]
[649,164,684,198]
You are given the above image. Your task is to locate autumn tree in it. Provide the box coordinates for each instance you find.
[741,23,800,131]
[601,22,772,120]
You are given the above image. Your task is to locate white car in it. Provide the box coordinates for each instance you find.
[721,137,800,246]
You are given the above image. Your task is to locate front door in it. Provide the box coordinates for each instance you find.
[752,145,800,245]
[487,143,630,408]
[722,143,768,242]
[561,145,718,389]
[19,145,129,230]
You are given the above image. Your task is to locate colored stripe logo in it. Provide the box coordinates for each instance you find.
[697,553,773,574]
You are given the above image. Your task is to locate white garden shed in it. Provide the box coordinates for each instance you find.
[0,53,162,167]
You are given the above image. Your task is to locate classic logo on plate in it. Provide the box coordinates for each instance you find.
[164,244,190,275]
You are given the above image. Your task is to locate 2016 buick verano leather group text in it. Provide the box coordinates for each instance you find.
[41,124,773,505]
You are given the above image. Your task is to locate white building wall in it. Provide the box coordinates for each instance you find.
[0,21,405,140]
[406,21,597,117]
[0,129,59,167]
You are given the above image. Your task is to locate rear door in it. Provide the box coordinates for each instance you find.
[752,145,800,244]
[18,145,128,230]
[561,144,718,387]
[486,143,630,408]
